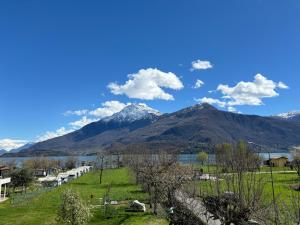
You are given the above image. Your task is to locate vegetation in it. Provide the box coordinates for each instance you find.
[0,168,168,225]
[9,167,34,193]
[57,189,91,225]
[1,143,300,225]
[196,152,208,166]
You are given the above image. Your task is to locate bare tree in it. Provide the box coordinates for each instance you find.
[96,151,106,184]
[126,150,193,216]
[202,141,268,225]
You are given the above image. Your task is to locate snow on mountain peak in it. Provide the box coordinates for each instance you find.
[277,111,300,119]
[103,103,161,122]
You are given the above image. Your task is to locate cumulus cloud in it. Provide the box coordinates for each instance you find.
[0,138,28,151]
[194,97,226,108]
[63,109,88,116]
[108,68,184,100]
[277,81,289,89]
[37,127,74,142]
[191,60,213,71]
[69,116,97,129]
[217,74,287,106]
[193,79,204,89]
[89,100,130,118]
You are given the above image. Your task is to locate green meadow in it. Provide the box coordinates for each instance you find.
[0,168,168,225]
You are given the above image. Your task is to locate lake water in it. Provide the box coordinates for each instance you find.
[0,152,292,166]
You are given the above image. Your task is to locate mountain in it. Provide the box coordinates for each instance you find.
[7,103,300,156]
[274,111,300,122]
[9,142,35,153]
[14,104,161,156]
[103,103,161,123]
[0,149,7,156]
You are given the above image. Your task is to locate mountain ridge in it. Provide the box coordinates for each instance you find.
[3,103,300,157]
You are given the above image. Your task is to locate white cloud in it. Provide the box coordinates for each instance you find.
[108,68,184,100]
[277,81,289,89]
[69,116,97,129]
[191,60,213,71]
[195,97,226,108]
[217,74,285,106]
[63,109,88,116]
[227,106,242,114]
[227,106,237,112]
[0,139,28,151]
[37,127,74,142]
[89,100,130,118]
[193,79,204,89]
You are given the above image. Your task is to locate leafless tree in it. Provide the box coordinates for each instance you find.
[125,149,193,216]
[96,151,106,184]
[202,141,269,225]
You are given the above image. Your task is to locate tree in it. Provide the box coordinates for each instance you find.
[65,156,78,170]
[126,150,193,215]
[96,151,106,184]
[292,149,300,179]
[197,151,208,166]
[57,189,91,225]
[10,168,34,193]
[202,141,267,225]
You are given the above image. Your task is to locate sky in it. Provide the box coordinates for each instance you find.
[0,0,300,150]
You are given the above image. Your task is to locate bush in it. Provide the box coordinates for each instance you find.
[57,189,91,225]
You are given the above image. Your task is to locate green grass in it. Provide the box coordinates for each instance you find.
[0,168,168,225]
[194,170,300,204]
[190,163,296,173]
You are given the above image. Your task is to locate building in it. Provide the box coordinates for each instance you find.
[0,165,11,202]
[38,166,92,187]
[34,169,47,177]
[265,156,289,167]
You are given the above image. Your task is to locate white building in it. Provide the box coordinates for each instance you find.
[0,166,11,202]
[38,166,92,187]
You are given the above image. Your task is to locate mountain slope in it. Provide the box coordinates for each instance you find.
[9,142,35,153]
[20,104,161,155]
[13,104,300,156]
[0,149,7,156]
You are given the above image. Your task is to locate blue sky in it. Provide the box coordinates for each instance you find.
[0,0,299,150]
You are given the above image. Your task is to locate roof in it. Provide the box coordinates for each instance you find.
[270,156,288,160]
[0,165,9,171]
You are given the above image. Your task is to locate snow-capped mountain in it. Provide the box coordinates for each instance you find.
[9,142,35,153]
[104,103,162,123]
[9,103,300,156]
[275,111,300,122]
[277,111,300,119]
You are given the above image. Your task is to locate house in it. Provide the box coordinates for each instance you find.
[0,165,11,202]
[0,165,9,178]
[34,169,47,177]
[265,156,289,167]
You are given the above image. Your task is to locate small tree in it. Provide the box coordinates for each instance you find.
[197,151,208,166]
[10,168,34,193]
[292,149,300,179]
[57,189,91,225]
[96,151,106,184]
[65,156,78,170]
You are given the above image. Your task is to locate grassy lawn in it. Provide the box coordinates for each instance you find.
[194,170,300,205]
[190,163,297,173]
[0,168,168,225]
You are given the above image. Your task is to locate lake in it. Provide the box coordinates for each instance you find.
[0,152,292,166]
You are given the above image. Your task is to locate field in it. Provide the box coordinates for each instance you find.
[192,165,300,216]
[0,168,168,225]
